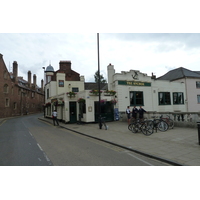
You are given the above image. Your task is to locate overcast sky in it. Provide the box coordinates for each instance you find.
[1,33,200,86]
[1,1,200,88]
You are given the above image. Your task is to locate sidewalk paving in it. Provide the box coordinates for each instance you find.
[38,117,200,166]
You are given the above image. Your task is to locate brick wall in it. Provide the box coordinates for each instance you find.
[0,54,44,118]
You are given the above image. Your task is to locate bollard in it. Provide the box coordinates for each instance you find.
[197,122,200,145]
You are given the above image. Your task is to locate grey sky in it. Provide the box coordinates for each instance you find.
[1,1,200,87]
[1,33,200,86]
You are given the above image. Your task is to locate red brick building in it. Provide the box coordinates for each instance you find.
[0,53,44,118]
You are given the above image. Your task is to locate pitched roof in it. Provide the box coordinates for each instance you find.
[84,82,108,90]
[157,67,200,81]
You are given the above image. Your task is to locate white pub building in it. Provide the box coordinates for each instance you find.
[44,60,200,124]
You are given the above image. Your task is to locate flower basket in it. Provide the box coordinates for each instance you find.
[67,92,76,98]
[104,90,116,96]
[77,98,85,103]
[45,102,51,107]
[100,99,107,105]
[89,90,102,96]
[53,100,64,106]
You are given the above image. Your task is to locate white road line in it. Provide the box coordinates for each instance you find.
[43,153,51,162]
[37,143,51,163]
[37,143,43,151]
[29,131,33,137]
[38,158,42,161]
[127,153,154,166]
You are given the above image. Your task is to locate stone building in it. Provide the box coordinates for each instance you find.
[0,53,44,118]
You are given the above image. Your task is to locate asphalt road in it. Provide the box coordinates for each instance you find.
[0,113,170,166]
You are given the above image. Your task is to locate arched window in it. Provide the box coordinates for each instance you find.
[3,84,9,93]
[4,71,7,79]
[5,98,9,107]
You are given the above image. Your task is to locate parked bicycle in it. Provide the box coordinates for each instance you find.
[128,119,153,136]
[161,115,174,129]
[148,115,169,133]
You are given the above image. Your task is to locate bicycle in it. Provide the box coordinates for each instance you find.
[128,117,147,131]
[129,119,153,136]
[99,116,108,130]
[161,115,174,129]
[148,115,169,133]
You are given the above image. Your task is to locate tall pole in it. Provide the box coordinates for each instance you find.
[97,33,102,129]
[43,67,46,117]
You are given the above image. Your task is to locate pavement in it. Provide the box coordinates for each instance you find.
[37,116,200,166]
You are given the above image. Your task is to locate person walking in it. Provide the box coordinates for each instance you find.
[132,106,138,121]
[126,106,131,125]
[138,106,147,121]
[52,110,59,126]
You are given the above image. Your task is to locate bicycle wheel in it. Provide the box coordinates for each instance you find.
[157,121,168,132]
[131,123,139,133]
[141,123,153,136]
[128,123,134,131]
[168,119,174,129]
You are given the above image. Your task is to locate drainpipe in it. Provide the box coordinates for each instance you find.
[185,77,189,112]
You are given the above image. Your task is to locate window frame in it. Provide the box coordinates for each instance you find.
[173,92,184,105]
[130,91,144,106]
[72,87,79,93]
[3,84,9,93]
[158,92,171,105]
[197,95,200,104]
[196,81,200,88]
[58,80,64,87]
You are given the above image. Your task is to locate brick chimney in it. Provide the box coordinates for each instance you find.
[41,79,44,91]
[59,61,71,72]
[13,61,18,82]
[28,71,31,86]
[33,74,36,86]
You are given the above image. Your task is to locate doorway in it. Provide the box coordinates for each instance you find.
[69,102,77,123]
[94,101,114,122]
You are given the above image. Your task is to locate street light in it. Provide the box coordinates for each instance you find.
[97,33,102,129]
[42,67,45,117]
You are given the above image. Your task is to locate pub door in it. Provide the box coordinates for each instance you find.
[69,102,77,123]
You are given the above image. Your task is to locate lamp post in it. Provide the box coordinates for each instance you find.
[97,33,102,129]
[42,67,45,117]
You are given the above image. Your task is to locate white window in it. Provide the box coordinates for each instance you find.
[197,95,200,103]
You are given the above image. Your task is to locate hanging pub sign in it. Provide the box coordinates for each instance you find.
[118,80,151,87]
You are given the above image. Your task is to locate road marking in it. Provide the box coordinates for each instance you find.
[127,152,154,166]
[29,131,33,137]
[38,158,42,161]
[37,143,43,151]
[43,154,51,162]
[37,143,51,163]
[0,120,6,126]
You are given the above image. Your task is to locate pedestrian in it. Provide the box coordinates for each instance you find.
[132,106,138,121]
[126,106,131,125]
[138,106,147,121]
[52,110,59,126]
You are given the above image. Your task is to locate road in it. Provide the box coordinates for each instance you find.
[0,113,170,166]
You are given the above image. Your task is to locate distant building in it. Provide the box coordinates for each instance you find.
[157,67,200,112]
[0,53,44,118]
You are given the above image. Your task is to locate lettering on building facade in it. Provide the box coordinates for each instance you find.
[118,80,151,87]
